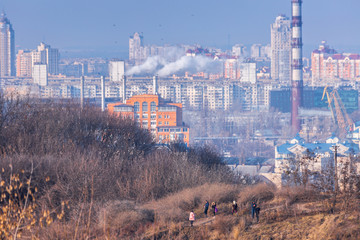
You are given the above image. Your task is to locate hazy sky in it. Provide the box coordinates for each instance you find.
[2,0,360,57]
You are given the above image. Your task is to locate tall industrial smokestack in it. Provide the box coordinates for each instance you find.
[153,75,158,95]
[122,75,127,102]
[101,76,105,111]
[80,76,85,109]
[291,0,303,134]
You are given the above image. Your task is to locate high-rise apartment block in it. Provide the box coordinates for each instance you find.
[0,13,15,77]
[232,44,247,58]
[271,15,291,82]
[224,59,241,79]
[108,94,190,146]
[32,63,48,86]
[311,41,360,83]
[240,62,257,84]
[109,60,125,82]
[251,44,262,59]
[129,32,145,64]
[32,42,59,75]
[16,50,32,77]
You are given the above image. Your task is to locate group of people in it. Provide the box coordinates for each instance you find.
[189,200,261,227]
[203,200,218,217]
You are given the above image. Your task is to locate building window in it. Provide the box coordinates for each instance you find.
[142,102,148,112]
[142,114,148,119]
[159,121,162,125]
[151,114,156,119]
[158,115,162,119]
[134,102,140,112]
[150,101,156,112]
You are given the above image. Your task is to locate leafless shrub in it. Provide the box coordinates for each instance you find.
[211,215,238,236]
[276,186,322,206]
[237,183,276,207]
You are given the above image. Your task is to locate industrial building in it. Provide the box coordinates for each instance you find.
[270,87,358,114]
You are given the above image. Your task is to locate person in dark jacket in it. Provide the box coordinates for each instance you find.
[232,201,238,215]
[204,200,209,217]
[211,202,217,216]
[251,201,257,219]
[255,207,261,223]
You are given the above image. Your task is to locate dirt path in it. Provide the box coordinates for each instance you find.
[192,216,216,226]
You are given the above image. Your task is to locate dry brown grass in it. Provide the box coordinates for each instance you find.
[275,186,322,206]
[237,183,276,208]
[211,215,238,236]
[143,183,241,223]
[98,200,154,238]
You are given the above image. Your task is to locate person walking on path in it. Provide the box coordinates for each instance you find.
[232,201,238,215]
[211,202,217,216]
[204,200,209,217]
[251,201,257,219]
[189,210,195,227]
[255,207,261,223]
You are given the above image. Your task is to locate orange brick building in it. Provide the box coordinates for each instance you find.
[107,94,190,146]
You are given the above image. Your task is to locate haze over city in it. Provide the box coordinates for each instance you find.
[1,0,360,57]
[0,0,360,238]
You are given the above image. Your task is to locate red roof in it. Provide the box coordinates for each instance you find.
[348,54,360,60]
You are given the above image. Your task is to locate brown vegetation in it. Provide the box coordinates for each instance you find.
[0,95,238,238]
[1,94,359,239]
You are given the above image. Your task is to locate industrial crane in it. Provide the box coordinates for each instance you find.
[322,86,354,137]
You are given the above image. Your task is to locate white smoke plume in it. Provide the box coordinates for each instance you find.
[126,56,167,75]
[126,47,222,77]
[157,55,221,77]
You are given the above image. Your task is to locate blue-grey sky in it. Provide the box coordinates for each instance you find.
[2,0,360,57]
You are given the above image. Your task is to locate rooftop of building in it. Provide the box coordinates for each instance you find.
[276,134,359,156]
[0,12,10,24]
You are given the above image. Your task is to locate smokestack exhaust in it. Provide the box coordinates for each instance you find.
[153,75,158,95]
[122,75,127,102]
[101,76,105,111]
[291,0,303,134]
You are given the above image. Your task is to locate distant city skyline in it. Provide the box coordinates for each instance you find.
[1,0,360,58]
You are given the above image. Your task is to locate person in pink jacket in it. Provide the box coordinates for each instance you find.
[189,210,195,227]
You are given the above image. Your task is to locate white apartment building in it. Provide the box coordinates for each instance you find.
[32,63,48,86]
[32,42,59,75]
[109,60,125,82]
[271,15,291,82]
[240,62,257,84]
[0,13,15,77]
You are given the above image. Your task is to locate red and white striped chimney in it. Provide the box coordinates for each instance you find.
[291,0,303,134]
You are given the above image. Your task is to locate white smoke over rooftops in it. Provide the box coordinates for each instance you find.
[126,47,222,77]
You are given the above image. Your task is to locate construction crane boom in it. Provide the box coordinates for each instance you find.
[322,87,354,137]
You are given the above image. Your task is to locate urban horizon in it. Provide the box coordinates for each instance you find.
[1,0,360,59]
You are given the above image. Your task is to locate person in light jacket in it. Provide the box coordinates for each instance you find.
[189,210,195,227]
